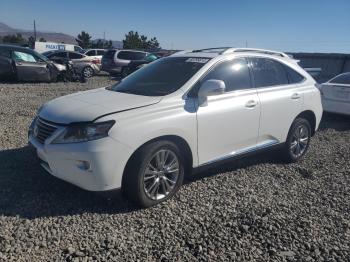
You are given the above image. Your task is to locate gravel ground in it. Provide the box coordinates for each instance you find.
[0,76,349,261]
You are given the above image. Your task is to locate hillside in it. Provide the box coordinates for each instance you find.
[0,22,78,44]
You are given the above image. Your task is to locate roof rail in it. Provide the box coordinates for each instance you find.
[192,47,232,54]
[224,48,290,58]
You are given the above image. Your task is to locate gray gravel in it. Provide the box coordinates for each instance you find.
[0,76,349,261]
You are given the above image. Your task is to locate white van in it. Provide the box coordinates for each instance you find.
[35,41,84,54]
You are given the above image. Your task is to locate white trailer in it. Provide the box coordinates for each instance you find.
[34,41,84,54]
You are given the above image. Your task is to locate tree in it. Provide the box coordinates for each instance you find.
[2,33,26,44]
[122,31,143,49]
[77,31,92,49]
[122,31,161,51]
[147,37,160,51]
[39,37,46,42]
[91,39,113,49]
[106,40,113,48]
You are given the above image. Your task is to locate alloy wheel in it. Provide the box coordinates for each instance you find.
[83,67,94,78]
[143,149,180,200]
[290,124,309,158]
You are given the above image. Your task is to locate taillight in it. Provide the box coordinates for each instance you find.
[92,59,101,64]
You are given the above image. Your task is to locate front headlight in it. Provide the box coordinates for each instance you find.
[52,120,115,144]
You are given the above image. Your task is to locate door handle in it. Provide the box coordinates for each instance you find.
[291,93,301,99]
[245,100,258,108]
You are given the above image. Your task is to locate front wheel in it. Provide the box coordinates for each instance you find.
[123,141,185,207]
[283,118,311,162]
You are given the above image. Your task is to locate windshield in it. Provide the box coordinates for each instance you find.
[109,57,209,96]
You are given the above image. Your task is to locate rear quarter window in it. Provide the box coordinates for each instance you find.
[283,64,305,84]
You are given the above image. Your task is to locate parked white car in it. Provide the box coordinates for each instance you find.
[318,72,350,115]
[28,47,323,207]
[84,49,106,60]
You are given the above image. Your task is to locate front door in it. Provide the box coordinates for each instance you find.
[12,50,50,81]
[196,58,261,165]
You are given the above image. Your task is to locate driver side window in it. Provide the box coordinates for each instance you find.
[201,58,253,92]
[12,51,37,63]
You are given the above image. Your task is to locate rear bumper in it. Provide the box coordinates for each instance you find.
[28,134,134,192]
[322,97,350,115]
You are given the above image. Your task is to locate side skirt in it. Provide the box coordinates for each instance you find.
[192,143,285,175]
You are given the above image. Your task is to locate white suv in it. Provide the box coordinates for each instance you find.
[28,47,323,207]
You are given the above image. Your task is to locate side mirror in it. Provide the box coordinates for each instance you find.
[198,79,226,99]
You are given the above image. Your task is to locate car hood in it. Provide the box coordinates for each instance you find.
[39,87,161,124]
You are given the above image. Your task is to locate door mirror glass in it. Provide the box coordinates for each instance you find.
[198,79,226,98]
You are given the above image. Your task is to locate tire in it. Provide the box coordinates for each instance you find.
[82,66,94,78]
[283,118,312,163]
[123,140,185,207]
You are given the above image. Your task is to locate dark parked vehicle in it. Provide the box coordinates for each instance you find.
[121,53,159,78]
[43,50,100,78]
[0,44,64,82]
[101,49,149,76]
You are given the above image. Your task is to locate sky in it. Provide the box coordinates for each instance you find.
[1,0,350,53]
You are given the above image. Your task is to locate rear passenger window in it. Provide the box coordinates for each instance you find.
[85,50,95,56]
[118,51,146,60]
[201,58,252,92]
[97,50,106,56]
[249,58,288,88]
[69,52,84,59]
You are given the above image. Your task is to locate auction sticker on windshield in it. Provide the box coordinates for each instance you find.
[186,58,209,63]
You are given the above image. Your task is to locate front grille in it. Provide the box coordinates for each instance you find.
[34,117,59,144]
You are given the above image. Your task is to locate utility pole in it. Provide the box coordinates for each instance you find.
[245,40,248,47]
[33,20,37,41]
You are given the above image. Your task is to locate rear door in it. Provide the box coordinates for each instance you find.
[248,57,305,145]
[12,50,50,81]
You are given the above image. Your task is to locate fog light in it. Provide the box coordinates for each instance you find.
[76,160,91,171]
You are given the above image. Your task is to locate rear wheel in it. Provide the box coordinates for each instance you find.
[82,66,94,78]
[283,118,311,162]
[123,141,185,207]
